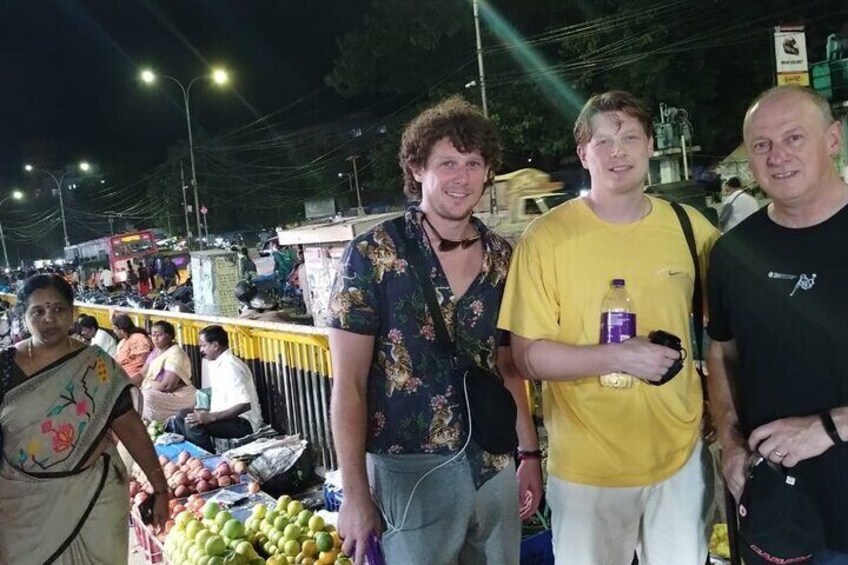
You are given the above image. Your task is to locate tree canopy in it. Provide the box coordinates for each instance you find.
[327,0,845,185]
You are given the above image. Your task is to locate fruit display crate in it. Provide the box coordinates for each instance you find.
[520,530,554,565]
[130,507,164,564]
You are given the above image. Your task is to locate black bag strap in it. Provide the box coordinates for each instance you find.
[670,204,738,565]
[0,348,12,416]
[669,202,704,371]
[391,217,455,356]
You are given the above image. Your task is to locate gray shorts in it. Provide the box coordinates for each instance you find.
[367,452,520,565]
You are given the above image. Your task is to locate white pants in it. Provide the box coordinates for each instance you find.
[547,441,712,565]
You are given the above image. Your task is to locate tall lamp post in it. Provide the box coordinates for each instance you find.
[24,161,90,248]
[0,190,24,271]
[140,67,230,249]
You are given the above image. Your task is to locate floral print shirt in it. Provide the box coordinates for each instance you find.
[329,207,513,487]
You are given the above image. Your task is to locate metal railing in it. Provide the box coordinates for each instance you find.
[3,294,337,470]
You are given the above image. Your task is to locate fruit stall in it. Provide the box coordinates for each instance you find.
[129,407,732,565]
[129,436,353,565]
[128,441,565,565]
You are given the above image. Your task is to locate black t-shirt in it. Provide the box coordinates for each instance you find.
[708,204,848,551]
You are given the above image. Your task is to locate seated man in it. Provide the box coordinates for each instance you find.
[170,325,262,452]
[78,315,118,359]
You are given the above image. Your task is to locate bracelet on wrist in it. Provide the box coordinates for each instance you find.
[517,449,543,461]
[820,411,844,446]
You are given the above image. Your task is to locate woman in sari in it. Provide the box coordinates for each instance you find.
[140,320,196,422]
[113,314,153,383]
[0,274,169,564]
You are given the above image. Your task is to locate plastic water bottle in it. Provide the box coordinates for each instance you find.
[599,278,636,388]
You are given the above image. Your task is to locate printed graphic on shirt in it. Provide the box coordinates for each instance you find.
[768,271,817,297]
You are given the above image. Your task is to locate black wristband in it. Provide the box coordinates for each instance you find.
[820,411,844,446]
[517,449,542,461]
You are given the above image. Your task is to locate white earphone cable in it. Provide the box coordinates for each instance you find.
[377,369,473,534]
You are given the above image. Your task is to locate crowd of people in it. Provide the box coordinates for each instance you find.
[0,255,185,302]
[88,255,182,293]
[329,85,848,565]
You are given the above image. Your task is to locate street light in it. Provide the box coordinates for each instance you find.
[139,66,231,249]
[0,190,24,270]
[24,162,90,247]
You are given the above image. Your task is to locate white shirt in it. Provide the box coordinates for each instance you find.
[91,328,118,359]
[100,269,114,287]
[720,189,760,232]
[208,349,262,432]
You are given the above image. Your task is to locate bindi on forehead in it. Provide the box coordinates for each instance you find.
[28,300,68,309]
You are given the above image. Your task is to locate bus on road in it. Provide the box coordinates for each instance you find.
[107,230,158,283]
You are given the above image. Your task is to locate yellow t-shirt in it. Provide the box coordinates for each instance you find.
[499,196,718,487]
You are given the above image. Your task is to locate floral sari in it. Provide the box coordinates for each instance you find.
[0,346,132,564]
[141,343,196,421]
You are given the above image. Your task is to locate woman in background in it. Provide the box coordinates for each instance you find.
[0,274,169,563]
[113,314,152,383]
[139,320,195,421]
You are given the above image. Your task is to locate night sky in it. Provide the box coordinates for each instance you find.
[1,0,846,261]
[0,0,368,184]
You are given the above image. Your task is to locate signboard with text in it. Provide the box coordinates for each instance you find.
[774,26,810,86]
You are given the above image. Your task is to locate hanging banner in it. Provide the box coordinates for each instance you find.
[774,26,810,86]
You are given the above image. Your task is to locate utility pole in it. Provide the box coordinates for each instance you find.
[180,163,192,244]
[472,0,489,117]
[347,155,364,215]
[201,206,210,242]
[472,0,497,217]
[0,220,9,271]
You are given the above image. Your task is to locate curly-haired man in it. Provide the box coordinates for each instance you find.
[328,96,541,564]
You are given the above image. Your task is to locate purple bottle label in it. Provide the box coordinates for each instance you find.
[599,311,636,344]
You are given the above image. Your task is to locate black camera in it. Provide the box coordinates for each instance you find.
[647,329,687,386]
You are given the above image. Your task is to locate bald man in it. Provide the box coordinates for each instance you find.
[708,86,848,562]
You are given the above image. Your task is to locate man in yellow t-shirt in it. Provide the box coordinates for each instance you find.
[499,91,718,565]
